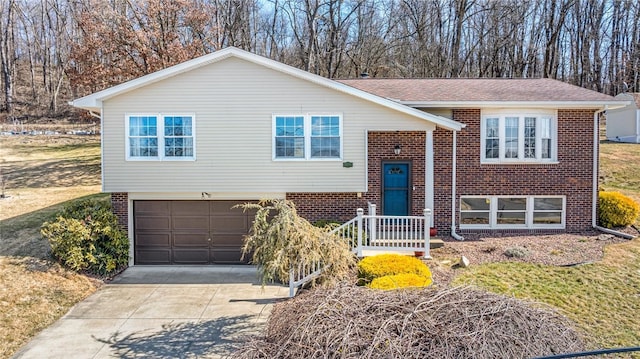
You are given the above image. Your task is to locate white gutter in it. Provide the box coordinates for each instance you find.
[451,130,464,240]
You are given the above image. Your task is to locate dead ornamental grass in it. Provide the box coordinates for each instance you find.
[233,285,584,359]
[0,256,100,358]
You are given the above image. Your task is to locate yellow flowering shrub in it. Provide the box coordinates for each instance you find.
[369,273,433,290]
[598,191,640,228]
[358,254,431,282]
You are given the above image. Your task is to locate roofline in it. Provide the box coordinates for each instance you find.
[400,100,630,110]
[71,47,464,131]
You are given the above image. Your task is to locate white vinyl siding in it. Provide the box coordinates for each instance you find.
[102,57,435,193]
[481,110,557,163]
[460,195,565,229]
[126,113,195,161]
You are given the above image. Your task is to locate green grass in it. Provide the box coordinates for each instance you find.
[452,239,640,351]
[600,140,640,225]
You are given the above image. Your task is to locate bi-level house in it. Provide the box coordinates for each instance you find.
[72,47,626,265]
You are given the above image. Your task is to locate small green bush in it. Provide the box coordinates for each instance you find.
[504,246,531,258]
[598,191,640,228]
[369,273,433,290]
[358,254,431,282]
[41,198,129,276]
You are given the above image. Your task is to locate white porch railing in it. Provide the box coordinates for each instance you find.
[288,204,432,297]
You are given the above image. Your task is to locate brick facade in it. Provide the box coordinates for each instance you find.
[291,109,596,233]
[433,109,595,233]
[110,192,129,232]
[289,131,429,224]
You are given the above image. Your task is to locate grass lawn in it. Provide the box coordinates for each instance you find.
[452,239,640,351]
[0,135,103,358]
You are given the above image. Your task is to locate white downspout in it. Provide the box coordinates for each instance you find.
[592,107,606,228]
[593,107,635,239]
[451,130,464,240]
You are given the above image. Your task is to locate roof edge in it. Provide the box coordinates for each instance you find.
[402,100,630,110]
[71,47,464,131]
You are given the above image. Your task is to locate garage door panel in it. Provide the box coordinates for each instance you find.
[172,201,209,215]
[173,249,210,264]
[173,233,209,247]
[136,201,170,214]
[136,216,171,231]
[136,233,171,247]
[173,216,209,230]
[211,216,249,233]
[136,249,171,265]
[213,233,247,246]
[211,248,245,264]
[210,201,244,214]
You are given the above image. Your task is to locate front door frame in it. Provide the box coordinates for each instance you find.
[381,160,412,215]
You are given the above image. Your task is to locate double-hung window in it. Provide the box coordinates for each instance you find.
[126,114,195,160]
[481,110,556,163]
[273,114,342,160]
[460,195,565,229]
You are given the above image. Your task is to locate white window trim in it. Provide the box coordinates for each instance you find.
[460,195,566,230]
[125,113,196,161]
[272,113,343,161]
[481,109,558,164]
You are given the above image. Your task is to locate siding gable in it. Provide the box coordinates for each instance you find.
[102,57,437,193]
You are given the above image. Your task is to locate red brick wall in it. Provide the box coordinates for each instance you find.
[110,192,129,232]
[433,109,596,232]
[289,131,428,223]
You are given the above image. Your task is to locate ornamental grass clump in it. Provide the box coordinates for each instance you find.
[369,273,433,290]
[358,254,432,290]
[237,199,356,287]
[598,191,640,228]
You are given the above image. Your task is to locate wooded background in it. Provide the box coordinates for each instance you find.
[1,0,639,120]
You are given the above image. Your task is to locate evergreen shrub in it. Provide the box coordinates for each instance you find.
[41,198,129,276]
[598,191,640,228]
[369,273,433,290]
[358,254,431,283]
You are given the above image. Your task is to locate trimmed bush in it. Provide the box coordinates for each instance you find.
[598,191,640,228]
[41,198,129,276]
[358,254,431,282]
[504,246,531,258]
[369,273,433,290]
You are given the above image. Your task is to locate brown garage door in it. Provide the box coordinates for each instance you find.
[133,200,255,265]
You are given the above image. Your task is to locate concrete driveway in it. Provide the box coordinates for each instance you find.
[12,266,288,359]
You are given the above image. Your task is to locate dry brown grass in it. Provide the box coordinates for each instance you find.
[0,256,101,358]
[0,135,103,358]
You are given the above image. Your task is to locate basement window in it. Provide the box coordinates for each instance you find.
[460,195,565,229]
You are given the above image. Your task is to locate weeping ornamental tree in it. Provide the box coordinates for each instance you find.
[237,199,355,286]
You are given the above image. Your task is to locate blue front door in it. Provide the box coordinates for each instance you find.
[383,162,410,215]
